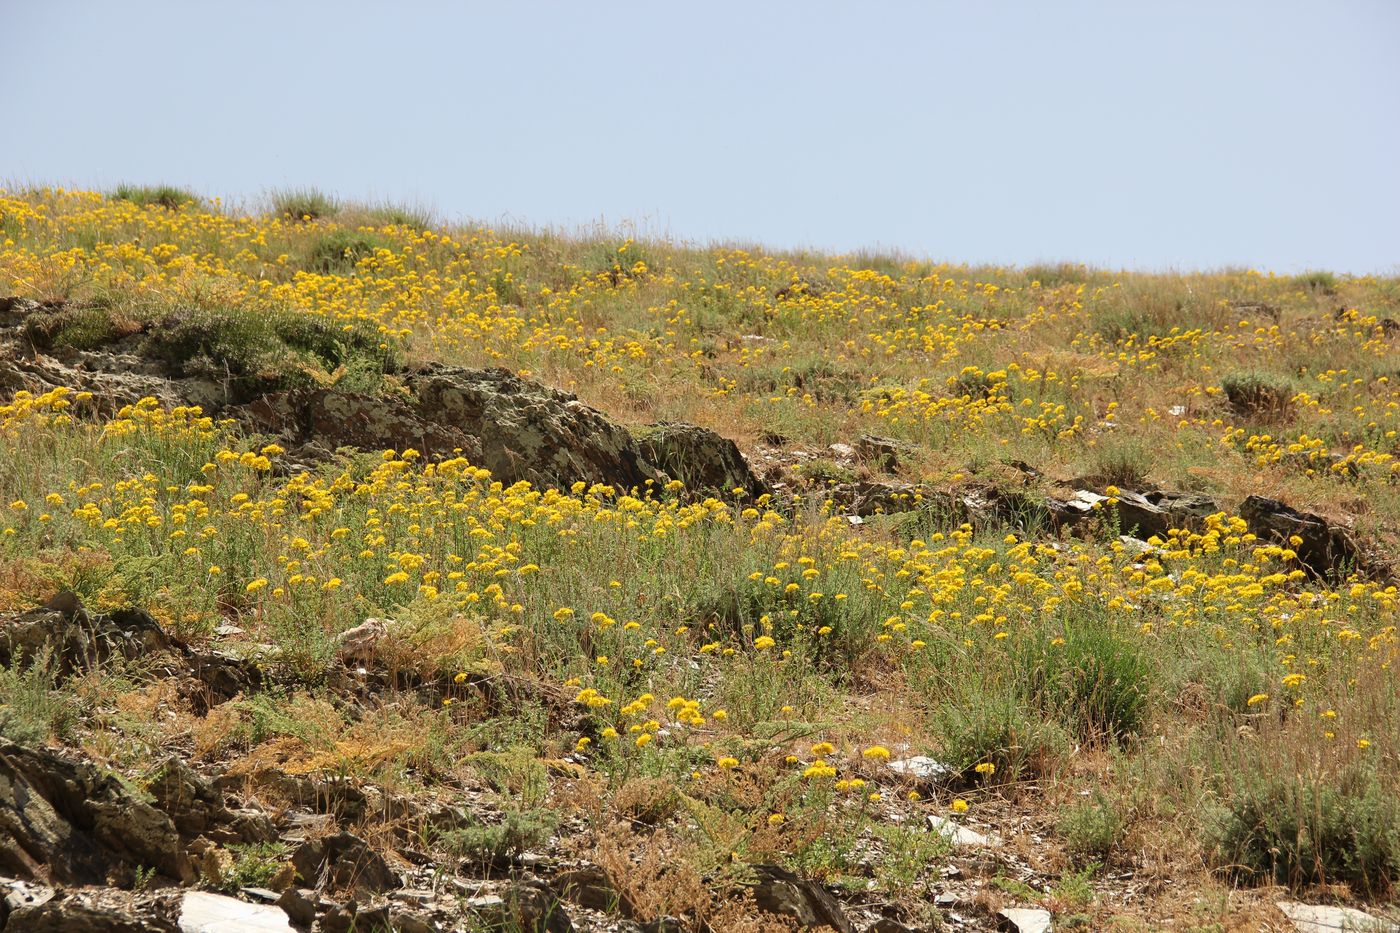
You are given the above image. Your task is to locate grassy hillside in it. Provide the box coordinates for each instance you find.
[0,187,1397,930]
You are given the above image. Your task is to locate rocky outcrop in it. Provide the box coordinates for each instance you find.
[0,741,190,885]
[1240,495,1379,579]
[0,299,765,498]
[634,422,768,498]
[0,599,260,710]
[234,388,484,463]
[404,366,659,492]
[0,599,173,677]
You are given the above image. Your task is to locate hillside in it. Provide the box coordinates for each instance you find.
[0,186,1396,932]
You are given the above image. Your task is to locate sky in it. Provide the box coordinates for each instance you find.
[4,0,1398,273]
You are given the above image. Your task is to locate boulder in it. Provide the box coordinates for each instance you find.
[145,758,273,846]
[234,389,483,465]
[927,815,995,847]
[290,832,398,896]
[634,422,767,498]
[2,888,182,932]
[855,434,916,471]
[999,907,1053,933]
[0,601,173,677]
[747,864,853,932]
[0,740,190,885]
[406,365,658,492]
[1239,496,1376,579]
[0,602,259,708]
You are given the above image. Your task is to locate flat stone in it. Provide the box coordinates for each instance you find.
[1276,901,1397,933]
[179,891,293,933]
[887,756,952,786]
[927,815,994,847]
[999,907,1053,933]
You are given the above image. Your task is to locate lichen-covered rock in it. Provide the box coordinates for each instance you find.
[0,740,190,885]
[634,421,767,498]
[1240,495,1377,579]
[406,365,660,492]
[0,602,174,677]
[234,388,483,462]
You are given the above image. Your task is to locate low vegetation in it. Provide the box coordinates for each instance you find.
[0,187,1397,928]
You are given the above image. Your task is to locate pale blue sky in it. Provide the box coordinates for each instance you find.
[5,1,1398,272]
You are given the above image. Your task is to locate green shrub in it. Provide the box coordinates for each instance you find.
[935,678,1070,783]
[1059,792,1125,866]
[0,649,76,744]
[306,230,387,274]
[797,458,855,487]
[438,806,559,869]
[112,184,197,210]
[22,304,137,350]
[269,187,340,222]
[1295,270,1338,293]
[1205,765,1399,895]
[221,842,290,892]
[1221,371,1293,418]
[1082,439,1152,490]
[1019,617,1153,744]
[360,202,436,230]
[141,305,398,403]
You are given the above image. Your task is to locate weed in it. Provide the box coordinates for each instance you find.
[222,842,291,892]
[1205,764,1398,895]
[305,230,387,274]
[112,184,197,210]
[1221,370,1293,418]
[1059,792,1125,866]
[0,648,76,743]
[268,187,340,221]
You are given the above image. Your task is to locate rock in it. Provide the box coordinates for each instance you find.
[289,832,398,896]
[333,618,389,665]
[1240,496,1377,579]
[855,434,915,471]
[844,481,927,517]
[926,815,994,847]
[151,759,275,850]
[407,365,658,492]
[146,758,235,840]
[1141,490,1218,532]
[233,389,483,466]
[999,907,1053,933]
[1275,901,1397,933]
[827,442,857,459]
[886,756,952,788]
[0,604,174,677]
[275,889,316,929]
[177,891,293,933]
[467,882,574,933]
[2,877,56,916]
[3,888,182,932]
[0,604,259,709]
[748,864,853,932]
[555,866,616,911]
[635,422,767,498]
[388,910,435,933]
[866,919,915,933]
[0,740,190,885]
